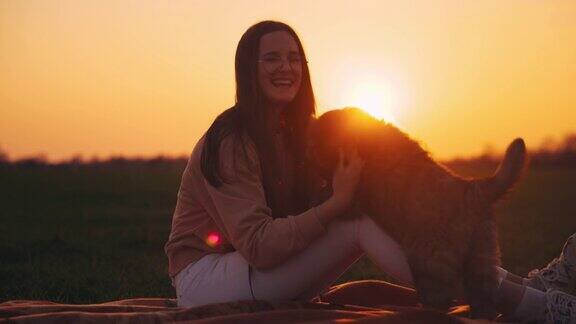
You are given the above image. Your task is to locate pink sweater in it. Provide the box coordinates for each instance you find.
[164,134,327,278]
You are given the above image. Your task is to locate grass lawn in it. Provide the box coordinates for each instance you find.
[1,162,575,303]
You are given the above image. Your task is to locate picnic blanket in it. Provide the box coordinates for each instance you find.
[0,298,498,323]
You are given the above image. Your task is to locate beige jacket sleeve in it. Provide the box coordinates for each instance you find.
[201,136,327,270]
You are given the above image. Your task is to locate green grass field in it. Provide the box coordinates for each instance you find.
[1,162,575,303]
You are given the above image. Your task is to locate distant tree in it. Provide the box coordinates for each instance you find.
[15,154,48,167]
[87,155,101,166]
[538,135,560,153]
[561,134,576,152]
[479,143,498,162]
[0,147,9,163]
[64,154,84,166]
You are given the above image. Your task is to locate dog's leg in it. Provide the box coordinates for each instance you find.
[407,243,464,311]
[463,217,500,319]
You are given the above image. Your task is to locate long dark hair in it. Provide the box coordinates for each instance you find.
[200,20,316,218]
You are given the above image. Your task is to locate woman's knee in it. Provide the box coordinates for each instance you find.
[249,214,364,301]
[354,214,414,286]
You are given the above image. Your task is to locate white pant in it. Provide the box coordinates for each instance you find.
[174,213,414,308]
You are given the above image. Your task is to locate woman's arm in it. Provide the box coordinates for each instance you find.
[199,137,363,270]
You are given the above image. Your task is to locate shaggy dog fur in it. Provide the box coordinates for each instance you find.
[307,108,527,319]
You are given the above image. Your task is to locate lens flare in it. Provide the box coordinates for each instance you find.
[206,232,221,247]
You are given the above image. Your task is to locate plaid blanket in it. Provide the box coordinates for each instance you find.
[0,298,495,323]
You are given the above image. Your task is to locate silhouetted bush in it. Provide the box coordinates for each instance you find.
[0,149,9,170]
[14,155,49,168]
[445,133,576,169]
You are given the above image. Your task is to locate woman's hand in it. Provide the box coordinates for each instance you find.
[313,147,365,227]
[331,147,365,209]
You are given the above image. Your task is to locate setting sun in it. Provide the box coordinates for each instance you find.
[347,83,397,124]
[318,62,409,127]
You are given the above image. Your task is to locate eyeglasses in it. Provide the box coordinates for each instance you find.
[258,55,308,73]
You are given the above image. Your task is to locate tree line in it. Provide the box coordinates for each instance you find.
[1,133,575,169]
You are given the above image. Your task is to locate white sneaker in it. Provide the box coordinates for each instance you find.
[544,289,576,324]
[528,234,576,294]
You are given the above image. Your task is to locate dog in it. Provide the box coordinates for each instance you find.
[306,107,527,318]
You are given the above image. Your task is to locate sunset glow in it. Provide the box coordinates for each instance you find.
[318,62,408,126]
[1,1,575,161]
[344,83,398,124]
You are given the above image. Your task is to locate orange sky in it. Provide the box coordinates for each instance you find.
[1,0,575,161]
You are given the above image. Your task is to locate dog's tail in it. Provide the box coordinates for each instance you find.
[478,138,527,202]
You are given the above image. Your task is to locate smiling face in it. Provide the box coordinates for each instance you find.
[257,31,303,106]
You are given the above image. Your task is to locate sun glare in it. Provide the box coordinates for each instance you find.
[321,65,408,126]
[348,83,397,124]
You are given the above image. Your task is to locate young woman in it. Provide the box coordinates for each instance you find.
[164,20,576,322]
